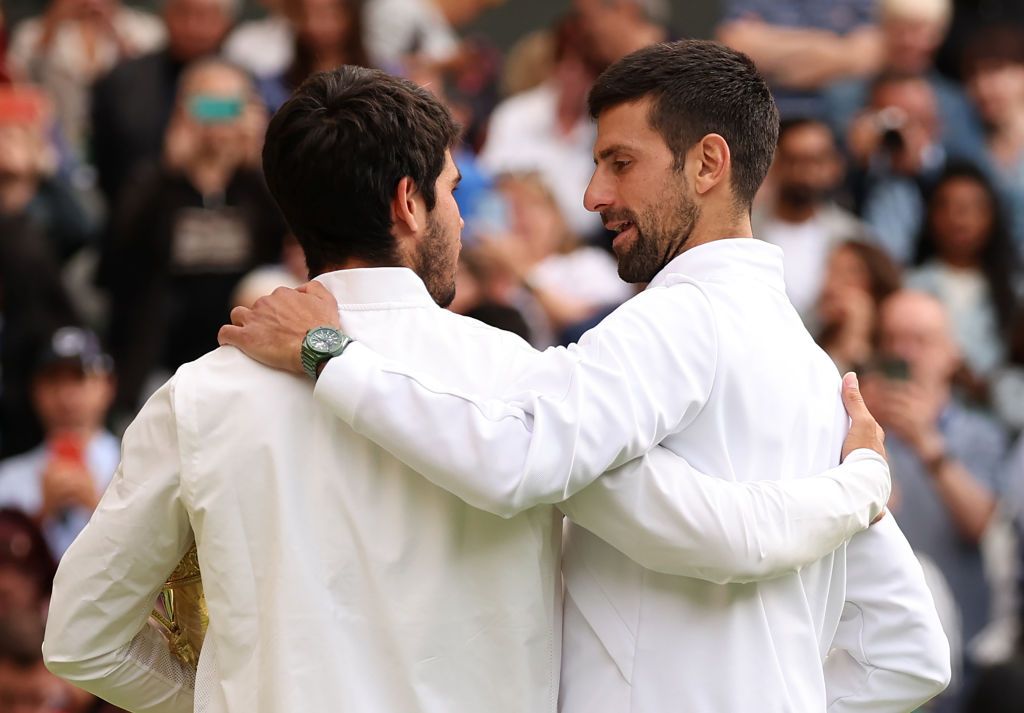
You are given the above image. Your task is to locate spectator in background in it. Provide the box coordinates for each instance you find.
[471,172,631,346]
[573,0,667,69]
[717,0,883,118]
[963,26,1024,253]
[0,510,55,620]
[0,328,116,559]
[90,0,235,203]
[825,0,985,162]
[8,0,164,164]
[754,117,874,323]
[100,59,285,417]
[991,309,1024,432]
[0,219,75,460]
[908,162,1019,381]
[231,232,306,308]
[0,5,11,82]
[0,85,95,263]
[363,0,499,70]
[863,290,1010,655]
[224,0,291,77]
[816,239,902,373]
[848,73,946,263]
[257,0,368,112]
[479,16,604,239]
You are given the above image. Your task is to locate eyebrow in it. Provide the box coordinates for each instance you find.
[594,144,633,165]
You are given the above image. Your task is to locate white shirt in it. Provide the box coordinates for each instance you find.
[314,240,951,712]
[363,0,457,67]
[223,16,294,78]
[44,266,896,713]
[479,82,604,238]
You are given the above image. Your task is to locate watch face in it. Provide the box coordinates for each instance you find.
[308,328,343,353]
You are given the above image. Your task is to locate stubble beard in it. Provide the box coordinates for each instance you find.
[614,184,701,284]
[416,213,458,308]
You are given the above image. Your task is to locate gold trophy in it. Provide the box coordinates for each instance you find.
[150,542,208,669]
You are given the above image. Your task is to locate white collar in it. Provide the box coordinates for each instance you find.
[315,267,438,309]
[648,237,787,292]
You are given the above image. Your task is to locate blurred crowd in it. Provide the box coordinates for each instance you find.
[0,0,1023,710]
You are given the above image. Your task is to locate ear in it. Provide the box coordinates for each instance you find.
[391,176,422,237]
[691,133,731,196]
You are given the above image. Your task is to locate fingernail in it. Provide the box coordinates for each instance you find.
[844,372,859,389]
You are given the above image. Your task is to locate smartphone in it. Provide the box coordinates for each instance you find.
[48,433,85,466]
[877,356,910,381]
[188,95,244,124]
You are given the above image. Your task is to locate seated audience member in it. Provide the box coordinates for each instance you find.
[0,84,95,263]
[472,173,631,346]
[991,309,1024,431]
[572,0,667,69]
[717,0,882,118]
[816,239,902,373]
[363,0,499,69]
[825,0,985,162]
[478,16,605,239]
[754,117,874,323]
[225,0,292,77]
[257,0,369,113]
[0,509,55,619]
[907,162,1019,380]
[0,213,76,458]
[963,26,1024,253]
[8,0,164,162]
[848,73,947,263]
[862,290,1011,654]
[100,59,285,417]
[90,0,235,203]
[0,327,117,558]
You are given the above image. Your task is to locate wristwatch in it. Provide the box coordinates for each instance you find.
[301,326,353,381]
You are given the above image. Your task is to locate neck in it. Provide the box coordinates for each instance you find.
[682,210,754,254]
[185,155,235,197]
[316,256,393,276]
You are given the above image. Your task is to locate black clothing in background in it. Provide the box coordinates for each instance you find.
[99,164,287,415]
[0,214,78,457]
[90,49,185,204]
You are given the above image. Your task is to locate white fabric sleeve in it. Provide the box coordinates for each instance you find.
[315,284,718,518]
[43,379,196,713]
[561,448,891,584]
[825,515,952,712]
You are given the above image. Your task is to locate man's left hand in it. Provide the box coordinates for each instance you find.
[218,282,341,374]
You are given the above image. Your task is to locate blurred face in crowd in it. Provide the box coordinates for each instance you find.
[869,77,940,174]
[177,63,252,159]
[0,660,65,713]
[31,365,114,436]
[434,0,503,27]
[882,12,948,74]
[164,0,233,63]
[967,61,1024,128]
[407,150,463,307]
[879,291,959,388]
[293,0,353,55]
[585,97,699,283]
[500,176,570,260]
[774,122,843,210]
[0,124,48,182]
[0,567,41,622]
[928,176,993,265]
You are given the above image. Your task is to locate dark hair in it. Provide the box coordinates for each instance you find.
[285,0,370,91]
[262,66,460,276]
[777,117,834,148]
[914,161,1019,332]
[587,40,779,207]
[839,239,903,306]
[0,508,56,600]
[962,25,1024,78]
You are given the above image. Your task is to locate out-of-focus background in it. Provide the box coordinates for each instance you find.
[0,0,1023,711]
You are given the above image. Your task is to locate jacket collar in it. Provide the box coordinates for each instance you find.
[648,237,787,292]
[314,267,438,309]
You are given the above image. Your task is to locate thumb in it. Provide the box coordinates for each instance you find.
[841,372,868,420]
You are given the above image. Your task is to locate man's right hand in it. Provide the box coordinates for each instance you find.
[841,372,886,462]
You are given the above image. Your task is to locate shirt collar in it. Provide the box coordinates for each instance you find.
[314,267,438,308]
[647,237,786,292]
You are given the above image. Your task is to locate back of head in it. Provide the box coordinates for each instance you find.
[587,40,779,209]
[262,67,460,276]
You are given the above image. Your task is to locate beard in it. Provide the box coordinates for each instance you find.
[413,212,458,308]
[605,179,701,284]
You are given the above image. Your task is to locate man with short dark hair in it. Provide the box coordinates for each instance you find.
[48,63,899,712]
[224,41,949,712]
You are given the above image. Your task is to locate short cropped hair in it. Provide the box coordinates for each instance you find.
[588,40,779,208]
[262,67,460,276]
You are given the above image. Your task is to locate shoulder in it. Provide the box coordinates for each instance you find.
[0,447,46,501]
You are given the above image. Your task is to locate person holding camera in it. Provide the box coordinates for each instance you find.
[862,290,1011,657]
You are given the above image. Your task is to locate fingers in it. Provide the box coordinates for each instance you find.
[841,372,867,418]
[230,305,252,327]
[218,324,244,347]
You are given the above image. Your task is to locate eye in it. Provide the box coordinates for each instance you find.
[612,159,631,173]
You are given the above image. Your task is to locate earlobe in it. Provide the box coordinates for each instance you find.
[391,176,421,236]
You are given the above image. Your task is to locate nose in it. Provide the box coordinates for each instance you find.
[584,167,611,214]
